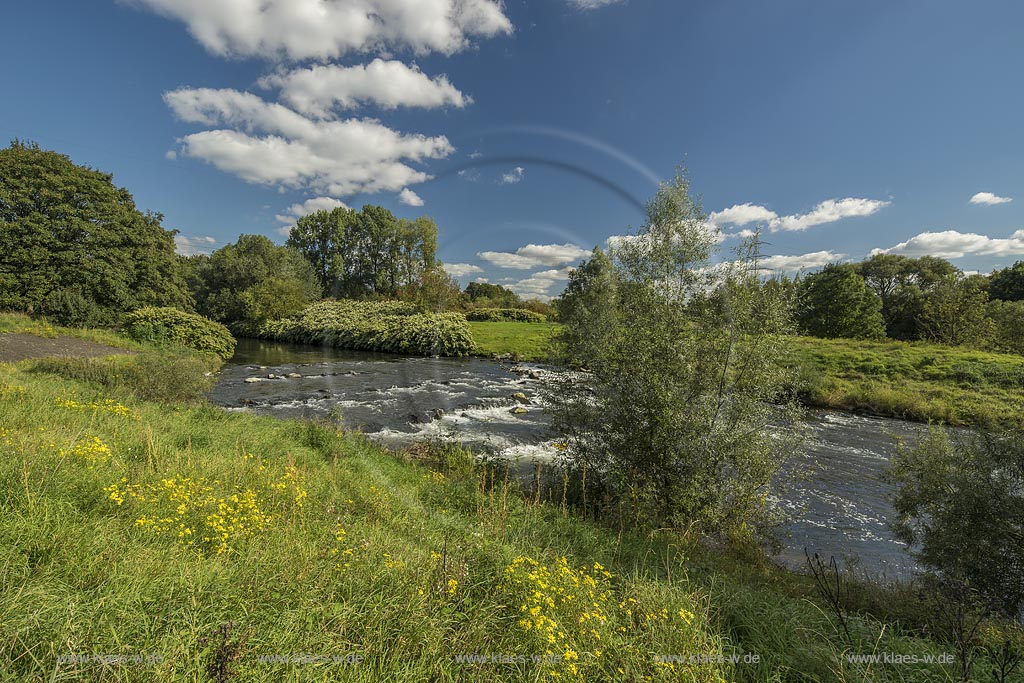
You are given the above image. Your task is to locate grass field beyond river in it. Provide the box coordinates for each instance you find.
[470,321,1024,427]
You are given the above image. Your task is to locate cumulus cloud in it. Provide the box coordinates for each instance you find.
[507,266,575,301]
[769,198,890,232]
[758,251,845,273]
[443,263,483,277]
[398,188,424,206]
[970,191,1013,205]
[164,87,453,197]
[259,60,470,118]
[499,166,524,184]
[127,0,513,61]
[870,229,1024,259]
[708,203,778,227]
[478,243,590,269]
[275,196,349,225]
[707,197,889,232]
[174,234,218,256]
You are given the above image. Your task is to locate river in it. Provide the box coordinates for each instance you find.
[210,338,927,579]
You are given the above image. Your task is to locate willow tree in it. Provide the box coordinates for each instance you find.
[546,172,803,541]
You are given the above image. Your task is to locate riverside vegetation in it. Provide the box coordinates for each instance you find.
[3,319,1020,682]
[3,143,1023,680]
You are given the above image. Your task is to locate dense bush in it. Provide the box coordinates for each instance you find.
[466,307,548,323]
[244,300,475,356]
[123,307,236,360]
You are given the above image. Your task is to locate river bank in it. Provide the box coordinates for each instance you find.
[0,328,982,682]
[470,321,1024,428]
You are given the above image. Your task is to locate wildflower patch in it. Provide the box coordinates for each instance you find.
[104,461,308,555]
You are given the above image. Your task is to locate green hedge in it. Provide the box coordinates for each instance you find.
[466,307,548,323]
[242,300,475,356]
[123,307,237,360]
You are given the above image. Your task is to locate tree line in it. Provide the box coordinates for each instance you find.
[0,142,552,331]
[794,255,1024,353]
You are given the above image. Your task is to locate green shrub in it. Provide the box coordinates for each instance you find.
[123,307,236,359]
[40,288,104,328]
[245,300,475,356]
[466,307,548,323]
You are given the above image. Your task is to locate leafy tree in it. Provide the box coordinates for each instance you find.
[889,428,1024,620]
[796,264,886,339]
[987,299,1024,355]
[464,281,521,308]
[190,234,320,327]
[0,140,190,325]
[546,173,802,540]
[395,267,465,312]
[287,206,437,299]
[919,274,994,346]
[554,247,618,366]
[990,261,1024,302]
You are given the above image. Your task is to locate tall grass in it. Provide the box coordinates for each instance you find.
[0,350,1003,681]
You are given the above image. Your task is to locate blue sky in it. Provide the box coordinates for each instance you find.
[2,1,1022,300]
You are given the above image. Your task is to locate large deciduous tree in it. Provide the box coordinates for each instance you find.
[189,234,321,328]
[287,205,437,299]
[0,141,190,326]
[796,263,886,340]
[990,261,1024,302]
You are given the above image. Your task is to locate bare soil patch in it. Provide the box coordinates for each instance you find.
[0,333,135,363]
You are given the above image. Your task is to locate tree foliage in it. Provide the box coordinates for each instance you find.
[889,428,1024,619]
[0,141,190,326]
[464,281,522,309]
[796,264,886,340]
[188,234,321,328]
[990,261,1024,302]
[546,172,803,540]
[287,206,437,299]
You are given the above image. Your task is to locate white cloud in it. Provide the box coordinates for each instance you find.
[468,150,483,159]
[259,60,470,118]
[275,196,349,224]
[128,0,513,61]
[707,197,889,233]
[499,166,524,184]
[870,229,1024,259]
[970,191,1013,205]
[769,197,890,232]
[398,188,424,206]
[174,234,218,256]
[708,203,778,227]
[457,169,481,182]
[531,267,574,280]
[165,149,177,160]
[758,250,845,273]
[507,266,576,301]
[443,263,483,277]
[478,243,590,269]
[164,87,453,196]
[567,0,624,8]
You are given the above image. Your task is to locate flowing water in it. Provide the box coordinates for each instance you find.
[210,338,928,578]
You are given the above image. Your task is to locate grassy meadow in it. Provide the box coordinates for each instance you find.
[468,321,560,362]
[0,323,992,681]
[469,320,1024,427]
